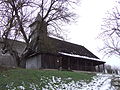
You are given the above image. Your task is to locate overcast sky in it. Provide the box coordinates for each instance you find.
[66,0,120,67]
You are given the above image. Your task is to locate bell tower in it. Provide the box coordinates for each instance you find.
[29,14,49,52]
[29,14,48,40]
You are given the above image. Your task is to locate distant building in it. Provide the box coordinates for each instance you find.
[0,39,26,67]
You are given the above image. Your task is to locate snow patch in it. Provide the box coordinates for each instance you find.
[18,86,25,90]
[59,52,104,62]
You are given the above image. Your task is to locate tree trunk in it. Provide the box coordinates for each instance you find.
[11,51,20,67]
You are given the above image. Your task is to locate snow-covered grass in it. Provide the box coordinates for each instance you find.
[0,68,94,89]
[0,68,119,90]
[81,74,114,90]
[4,74,119,90]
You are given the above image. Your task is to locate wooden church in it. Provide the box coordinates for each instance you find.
[25,14,106,72]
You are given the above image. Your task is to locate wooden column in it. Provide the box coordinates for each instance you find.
[98,65,100,72]
[84,61,86,71]
[103,64,105,73]
[59,57,62,70]
[91,62,94,72]
[68,57,70,70]
[77,60,79,70]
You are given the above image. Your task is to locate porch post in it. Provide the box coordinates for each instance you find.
[98,65,100,72]
[91,62,94,72]
[68,57,70,70]
[85,61,86,71]
[77,59,79,70]
[59,57,62,70]
[103,64,105,73]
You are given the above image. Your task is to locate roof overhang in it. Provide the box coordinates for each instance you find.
[59,52,106,64]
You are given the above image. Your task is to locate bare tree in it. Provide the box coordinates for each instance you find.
[100,5,120,57]
[0,0,79,66]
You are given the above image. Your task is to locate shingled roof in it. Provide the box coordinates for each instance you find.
[19,36,104,63]
[47,37,99,59]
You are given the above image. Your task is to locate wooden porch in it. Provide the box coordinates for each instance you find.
[59,55,105,72]
[41,53,105,72]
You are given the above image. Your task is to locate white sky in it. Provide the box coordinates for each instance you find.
[66,0,120,67]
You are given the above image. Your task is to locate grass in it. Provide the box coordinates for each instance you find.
[0,68,96,89]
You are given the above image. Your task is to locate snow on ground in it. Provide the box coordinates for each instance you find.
[6,73,119,90]
[81,74,114,90]
[42,74,117,90]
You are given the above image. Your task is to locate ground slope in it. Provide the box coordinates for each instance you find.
[0,68,95,90]
[0,68,119,90]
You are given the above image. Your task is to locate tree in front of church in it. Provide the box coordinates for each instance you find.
[0,0,79,66]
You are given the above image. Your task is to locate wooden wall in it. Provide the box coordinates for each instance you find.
[26,55,41,69]
[41,54,60,69]
[28,53,105,72]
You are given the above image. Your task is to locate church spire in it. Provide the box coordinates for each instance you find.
[29,13,48,40]
[35,13,42,22]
